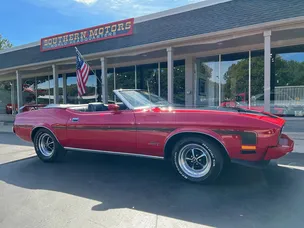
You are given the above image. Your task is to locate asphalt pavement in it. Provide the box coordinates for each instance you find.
[284,118,304,132]
[1,133,304,228]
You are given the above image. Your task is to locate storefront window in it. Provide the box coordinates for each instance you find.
[249,51,270,113]
[86,74,98,102]
[137,63,158,95]
[58,75,63,104]
[272,49,304,116]
[160,62,168,99]
[48,75,63,104]
[116,66,135,90]
[49,75,54,104]
[174,60,185,105]
[196,56,219,107]
[221,52,249,109]
[22,78,36,105]
[67,73,78,104]
[108,68,115,101]
[158,60,185,104]
[250,51,265,103]
[37,76,51,104]
[0,80,16,114]
[67,72,97,104]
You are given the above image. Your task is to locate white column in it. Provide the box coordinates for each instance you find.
[52,65,59,104]
[194,59,198,107]
[48,75,51,104]
[264,30,271,112]
[95,74,98,102]
[16,70,22,113]
[185,57,194,107]
[158,62,161,96]
[11,81,16,115]
[62,73,67,104]
[114,68,116,90]
[248,50,251,108]
[35,77,38,104]
[167,47,174,103]
[101,57,108,104]
[114,68,116,102]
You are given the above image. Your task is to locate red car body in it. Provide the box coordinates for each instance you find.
[14,100,293,164]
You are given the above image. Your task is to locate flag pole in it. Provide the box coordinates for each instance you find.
[75,47,103,102]
[75,47,102,84]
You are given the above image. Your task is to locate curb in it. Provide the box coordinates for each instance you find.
[0,123,14,134]
[0,121,14,124]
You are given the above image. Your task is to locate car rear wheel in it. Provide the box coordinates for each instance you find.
[172,136,224,184]
[33,129,66,162]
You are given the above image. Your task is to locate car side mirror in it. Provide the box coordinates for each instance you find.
[108,104,120,113]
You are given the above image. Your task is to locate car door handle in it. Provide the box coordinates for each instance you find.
[72,118,79,122]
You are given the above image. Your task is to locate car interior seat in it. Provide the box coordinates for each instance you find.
[88,103,109,112]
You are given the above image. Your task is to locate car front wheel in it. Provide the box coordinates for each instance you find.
[172,136,224,184]
[33,129,66,162]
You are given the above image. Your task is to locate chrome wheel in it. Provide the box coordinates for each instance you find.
[178,143,212,178]
[38,133,55,157]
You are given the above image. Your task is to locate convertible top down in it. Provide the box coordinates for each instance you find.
[13,89,294,183]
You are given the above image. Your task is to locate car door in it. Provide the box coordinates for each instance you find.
[134,107,176,157]
[66,109,137,153]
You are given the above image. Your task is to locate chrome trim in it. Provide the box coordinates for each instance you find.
[64,147,164,160]
[72,118,79,122]
[164,131,230,156]
[38,133,55,157]
[178,143,212,178]
[31,126,60,143]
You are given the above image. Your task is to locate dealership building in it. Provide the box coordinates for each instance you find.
[1,0,304,117]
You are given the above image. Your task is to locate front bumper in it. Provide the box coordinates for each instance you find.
[264,134,294,160]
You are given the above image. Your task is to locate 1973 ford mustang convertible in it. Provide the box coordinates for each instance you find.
[13,89,294,183]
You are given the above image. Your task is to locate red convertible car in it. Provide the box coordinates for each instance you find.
[13,89,294,183]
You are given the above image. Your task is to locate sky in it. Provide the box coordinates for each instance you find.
[1,0,203,46]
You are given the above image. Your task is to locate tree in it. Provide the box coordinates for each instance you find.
[222,54,304,102]
[223,57,264,99]
[0,34,13,50]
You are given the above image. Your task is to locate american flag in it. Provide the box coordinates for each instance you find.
[76,48,90,96]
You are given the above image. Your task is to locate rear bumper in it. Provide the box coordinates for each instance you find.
[264,134,294,160]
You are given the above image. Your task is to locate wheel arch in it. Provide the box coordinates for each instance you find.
[164,131,230,161]
[31,126,59,143]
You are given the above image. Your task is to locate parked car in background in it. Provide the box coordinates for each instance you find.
[5,103,15,114]
[19,104,47,112]
[6,103,47,114]
[13,89,294,184]
[221,92,287,116]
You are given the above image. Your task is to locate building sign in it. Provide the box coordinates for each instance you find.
[40,18,134,52]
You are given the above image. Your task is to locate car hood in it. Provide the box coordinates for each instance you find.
[166,106,286,128]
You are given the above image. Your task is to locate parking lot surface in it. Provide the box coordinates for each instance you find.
[1,133,304,228]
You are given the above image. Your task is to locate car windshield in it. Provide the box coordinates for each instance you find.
[117,90,170,109]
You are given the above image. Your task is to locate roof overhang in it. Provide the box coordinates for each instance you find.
[1,16,304,77]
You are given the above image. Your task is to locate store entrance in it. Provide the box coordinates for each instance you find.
[195,56,220,107]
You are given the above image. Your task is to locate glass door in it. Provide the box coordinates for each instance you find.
[195,56,220,107]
